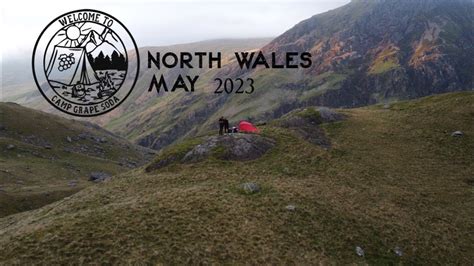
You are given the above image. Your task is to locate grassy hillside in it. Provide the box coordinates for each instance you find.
[0,92,472,264]
[0,103,154,217]
[101,0,473,152]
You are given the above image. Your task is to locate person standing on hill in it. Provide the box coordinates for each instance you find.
[223,118,229,134]
[219,116,225,135]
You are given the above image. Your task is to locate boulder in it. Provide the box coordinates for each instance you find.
[182,134,275,162]
[451,131,463,137]
[95,137,107,143]
[318,107,344,123]
[241,182,260,194]
[355,246,365,257]
[6,144,15,150]
[182,138,219,163]
[393,246,403,257]
[89,172,111,182]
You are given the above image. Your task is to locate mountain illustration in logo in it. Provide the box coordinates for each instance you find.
[81,29,123,58]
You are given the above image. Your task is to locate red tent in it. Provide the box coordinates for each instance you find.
[238,120,260,133]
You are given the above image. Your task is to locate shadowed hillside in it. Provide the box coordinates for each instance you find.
[0,103,155,217]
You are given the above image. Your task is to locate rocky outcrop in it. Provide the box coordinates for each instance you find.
[145,134,275,172]
[183,134,275,162]
[275,107,344,148]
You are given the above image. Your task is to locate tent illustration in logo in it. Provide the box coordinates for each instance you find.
[46,47,99,85]
[45,23,127,103]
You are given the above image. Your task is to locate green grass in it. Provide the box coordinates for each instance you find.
[369,59,400,74]
[0,103,153,217]
[301,72,347,100]
[145,137,204,171]
[0,92,472,264]
[295,107,322,122]
[369,46,401,75]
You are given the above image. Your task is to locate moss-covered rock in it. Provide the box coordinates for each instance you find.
[145,134,275,171]
[273,107,344,148]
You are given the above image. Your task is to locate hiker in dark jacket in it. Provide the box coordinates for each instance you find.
[219,117,225,135]
[223,118,229,133]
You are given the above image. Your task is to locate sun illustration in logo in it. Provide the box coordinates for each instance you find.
[44,21,128,105]
[66,25,81,41]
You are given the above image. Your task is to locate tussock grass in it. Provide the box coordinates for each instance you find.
[0,103,152,217]
[0,92,472,264]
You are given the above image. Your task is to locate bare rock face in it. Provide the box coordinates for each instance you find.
[183,134,275,162]
[243,0,473,108]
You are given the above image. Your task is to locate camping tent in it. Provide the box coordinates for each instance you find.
[46,46,98,85]
[239,121,260,133]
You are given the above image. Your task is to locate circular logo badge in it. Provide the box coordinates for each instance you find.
[32,9,139,117]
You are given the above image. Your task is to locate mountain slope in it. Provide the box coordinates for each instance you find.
[218,0,473,111]
[1,92,472,264]
[0,103,155,217]
[100,38,272,145]
[103,0,473,151]
[255,0,474,103]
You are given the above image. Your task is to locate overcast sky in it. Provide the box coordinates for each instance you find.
[0,0,349,61]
